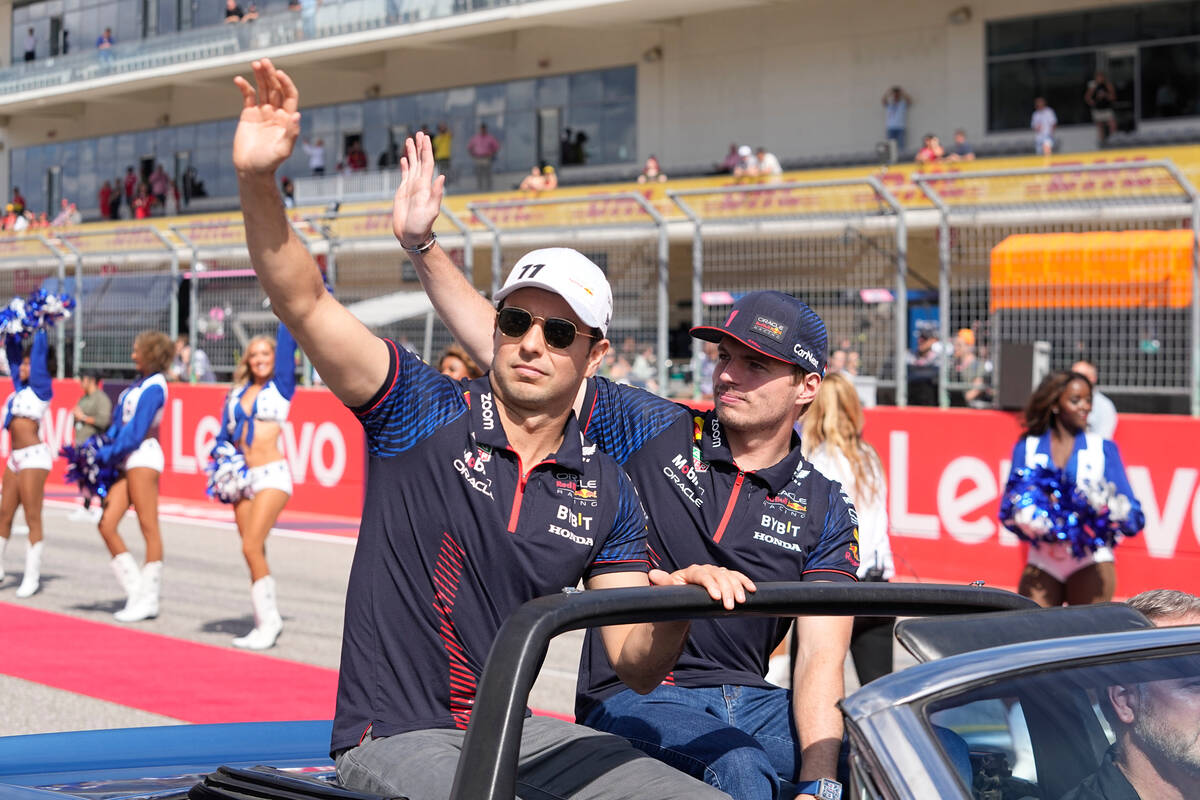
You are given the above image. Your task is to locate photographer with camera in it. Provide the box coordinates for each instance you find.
[802,372,895,684]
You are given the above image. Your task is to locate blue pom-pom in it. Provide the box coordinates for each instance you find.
[999,464,1142,557]
[0,290,75,344]
[205,441,251,504]
[60,434,119,506]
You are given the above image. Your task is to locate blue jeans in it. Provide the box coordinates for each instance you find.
[886,127,906,152]
[581,684,798,800]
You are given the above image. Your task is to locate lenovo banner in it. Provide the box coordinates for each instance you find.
[7,380,364,517]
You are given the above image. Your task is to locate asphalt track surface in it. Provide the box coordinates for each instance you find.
[0,494,589,738]
[0,493,902,741]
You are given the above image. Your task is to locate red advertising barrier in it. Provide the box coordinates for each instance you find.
[6,380,365,517]
[869,407,1200,597]
[10,382,1200,598]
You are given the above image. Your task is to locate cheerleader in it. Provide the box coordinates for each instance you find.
[1003,370,1144,606]
[0,330,53,597]
[211,324,296,649]
[99,330,172,622]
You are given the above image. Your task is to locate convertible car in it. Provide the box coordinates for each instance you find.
[0,583,1195,800]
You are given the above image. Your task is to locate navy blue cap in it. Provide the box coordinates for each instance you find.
[691,291,828,374]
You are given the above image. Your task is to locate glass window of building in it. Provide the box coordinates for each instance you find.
[8,64,638,215]
[986,2,1200,131]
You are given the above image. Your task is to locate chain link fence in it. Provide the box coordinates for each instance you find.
[57,226,178,375]
[669,179,907,403]
[468,194,671,394]
[0,235,69,376]
[303,206,473,365]
[913,161,1199,415]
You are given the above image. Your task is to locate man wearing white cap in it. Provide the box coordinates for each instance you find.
[232,59,749,800]
[395,134,859,800]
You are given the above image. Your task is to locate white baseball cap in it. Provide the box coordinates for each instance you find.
[493,248,613,336]
[738,145,753,157]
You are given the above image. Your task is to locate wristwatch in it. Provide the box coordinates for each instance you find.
[796,778,842,799]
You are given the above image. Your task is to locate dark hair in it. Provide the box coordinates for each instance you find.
[79,369,102,382]
[1022,370,1093,436]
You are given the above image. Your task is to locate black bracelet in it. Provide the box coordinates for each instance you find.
[401,232,437,254]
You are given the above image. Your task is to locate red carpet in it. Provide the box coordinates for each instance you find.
[0,603,337,723]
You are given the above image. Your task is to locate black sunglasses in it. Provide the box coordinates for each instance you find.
[496,306,597,350]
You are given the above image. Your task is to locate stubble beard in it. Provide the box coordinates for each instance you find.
[1132,702,1200,779]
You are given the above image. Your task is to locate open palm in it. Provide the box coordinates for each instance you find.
[392,132,445,247]
[232,59,301,176]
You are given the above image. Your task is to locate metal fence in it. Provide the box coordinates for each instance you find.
[56,226,178,375]
[303,206,474,364]
[0,163,1196,415]
[669,178,908,403]
[913,161,1200,416]
[468,193,671,394]
[0,235,69,376]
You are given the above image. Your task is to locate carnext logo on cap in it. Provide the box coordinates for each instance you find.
[794,344,819,367]
[750,316,786,342]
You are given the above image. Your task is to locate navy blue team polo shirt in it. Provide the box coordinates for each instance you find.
[575,377,860,717]
[332,340,650,755]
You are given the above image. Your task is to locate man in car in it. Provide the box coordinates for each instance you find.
[1128,589,1200,627]
[393,134,859,800]
[232,58,752,800]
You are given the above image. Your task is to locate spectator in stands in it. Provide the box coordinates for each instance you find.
[50,199,82,227]
[12,209,30,232]
[882,85,913,154]
[301,137,326,176]
[945,129,975,161]
[96,27,115,64]
[10,187,24,215]
[171,335,215,383]
[1032,97,1057,156]
[732,144,758,176]
[1085,71,1117,147]
[907,321,941,406]
[467,122,500,191]
[280,176,295,208]
[243,2,259,21]
[377,142,399,169]
[1071,360,1117,440]
[518,163,557,192]
[109,177,123,218]
[717,142,741,174]
[1,206,15,231]
[914,133,944,164]
[436,344,481,381]
[123,167,137,209]
[23,28,36,62]
[637,155,667,183]
[149,163,170,210]
[1128,589,1200,626]
[827,349,848,374]
[756,146,783,181]
[299,0,318,39]
[954,328,991,409]
[99,181,114,220]
[133,183,153,219]
[345,140,368,171]
[432,122,452,180]
[224,0,245,22]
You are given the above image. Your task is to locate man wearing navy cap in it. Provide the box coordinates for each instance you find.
[396,132,859,800]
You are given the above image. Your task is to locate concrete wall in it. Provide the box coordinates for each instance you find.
[2,0,1158,164]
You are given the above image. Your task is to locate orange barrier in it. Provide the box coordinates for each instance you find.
[990,229,1194,311]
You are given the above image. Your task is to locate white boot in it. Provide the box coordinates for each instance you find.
[0,536,8,584]
[115,561,161,623]
[232,575,283,650]
[15,540,42,598]
[110,552,141,599]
